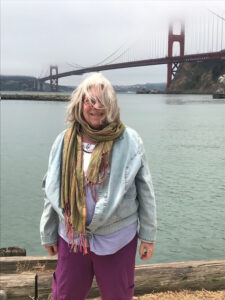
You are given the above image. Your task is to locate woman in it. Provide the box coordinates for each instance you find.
[40,73,157,300]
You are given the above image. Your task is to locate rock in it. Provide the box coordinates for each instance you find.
[0,247,26,257]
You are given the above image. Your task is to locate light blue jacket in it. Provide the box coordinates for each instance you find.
[40,127,157,246]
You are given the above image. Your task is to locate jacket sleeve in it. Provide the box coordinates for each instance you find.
[135,138,157,243]
[40,173,59,246]
[39,133,64,246]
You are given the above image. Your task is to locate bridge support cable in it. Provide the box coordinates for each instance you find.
[154,33,157,58]
[207,12,211,53]
[222,14,224,50]
[212,15,215,52]
[216,13,219,51]
[66,62,85,69]
[93,44,127,66]
[105,47,131,65]
[208,9,225,22]
[208,9,225,52]
[200,15,204,53]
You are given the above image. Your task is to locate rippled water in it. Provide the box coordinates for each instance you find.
[1,94,225,264]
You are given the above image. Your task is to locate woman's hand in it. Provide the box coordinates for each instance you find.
[44,244,58,256]
[139,241,154,261]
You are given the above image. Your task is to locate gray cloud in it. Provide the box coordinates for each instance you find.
[1,0,224,86]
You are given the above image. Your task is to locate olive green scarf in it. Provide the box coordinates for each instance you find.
[61,121,125,253]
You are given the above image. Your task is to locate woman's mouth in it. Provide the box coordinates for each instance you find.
[90,112,104,117]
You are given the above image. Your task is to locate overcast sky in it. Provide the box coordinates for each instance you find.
[1,0,225,86]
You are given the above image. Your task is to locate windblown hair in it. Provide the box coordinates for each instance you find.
[66,73,120,125]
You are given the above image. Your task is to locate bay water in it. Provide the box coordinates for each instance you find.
[1,94,224,265]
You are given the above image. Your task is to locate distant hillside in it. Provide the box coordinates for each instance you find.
[168,60,225,94]
[1,75,37,91]
[114,83,166,93]
[0,75,166,93]
[0,75,74,92]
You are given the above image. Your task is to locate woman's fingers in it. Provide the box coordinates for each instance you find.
[45,244,58,256]
[45,245,53,256]
[52,244,58,255]
[139,242,154,261]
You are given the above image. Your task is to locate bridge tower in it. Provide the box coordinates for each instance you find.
[167,21,185,89]
[50,65,58,92]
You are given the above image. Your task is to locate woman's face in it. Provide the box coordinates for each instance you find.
[83,87,106,129]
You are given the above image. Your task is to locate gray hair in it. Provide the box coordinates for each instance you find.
[66,72,120,125]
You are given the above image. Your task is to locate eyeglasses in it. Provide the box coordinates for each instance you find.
[83,98,105,109]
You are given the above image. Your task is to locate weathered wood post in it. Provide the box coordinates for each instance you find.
[35,274,38,300]
[0,290,7,300]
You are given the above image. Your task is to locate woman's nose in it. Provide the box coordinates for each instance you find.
[93,100,104,109]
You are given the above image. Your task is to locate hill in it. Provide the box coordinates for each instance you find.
[0,75,73,92]
[168,60,225,94]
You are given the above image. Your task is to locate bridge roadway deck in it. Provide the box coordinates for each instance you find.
[40,50,225,81]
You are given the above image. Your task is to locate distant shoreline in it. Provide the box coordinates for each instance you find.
[0,92,214,101]
[1,93,70,101]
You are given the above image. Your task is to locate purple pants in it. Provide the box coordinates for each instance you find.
[52,234,138,300]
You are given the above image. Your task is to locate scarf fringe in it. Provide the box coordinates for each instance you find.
[64,205,88,255]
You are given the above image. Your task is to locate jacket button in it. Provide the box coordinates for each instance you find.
[104,193,107,198]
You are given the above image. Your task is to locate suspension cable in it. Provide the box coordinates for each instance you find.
[208,9,225,21]
[93,44,127,66]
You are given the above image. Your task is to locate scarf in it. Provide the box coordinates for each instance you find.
[60,121,125,253]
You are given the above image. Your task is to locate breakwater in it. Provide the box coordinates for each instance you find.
[1,94,70,101]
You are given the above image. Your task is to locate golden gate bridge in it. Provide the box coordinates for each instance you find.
[38,11,225,92]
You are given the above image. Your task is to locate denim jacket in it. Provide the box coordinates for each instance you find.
[40,127,157,246]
